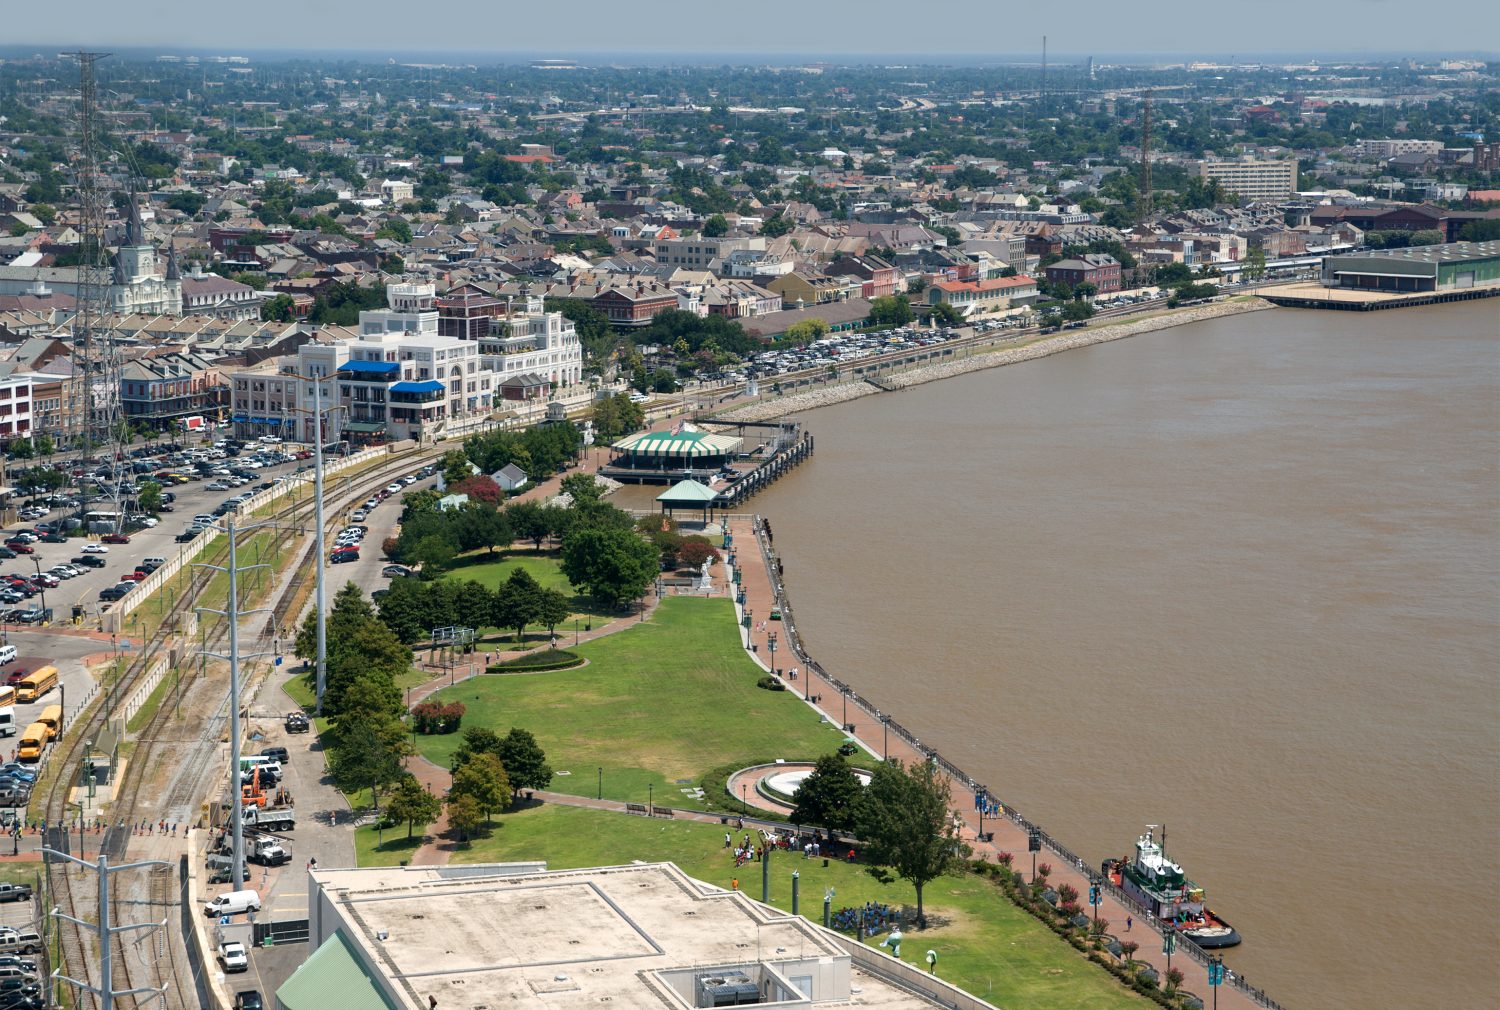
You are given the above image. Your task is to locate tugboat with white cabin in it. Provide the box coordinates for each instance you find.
[1101,826,1241,949]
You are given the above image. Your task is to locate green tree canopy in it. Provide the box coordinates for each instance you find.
[496,728,553,794]
[853,759,970,926]
[385,774,443,839]
[790,753,864,833]
[560,524,659,608]
[450,752,512,823]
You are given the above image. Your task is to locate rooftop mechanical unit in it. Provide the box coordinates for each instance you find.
[696,973,760,1008]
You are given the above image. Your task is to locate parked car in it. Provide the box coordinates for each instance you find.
[382,565,412,578]
[98,585,130,602]
[0,884,31,903]
[101,533,130,545]
[284,712,310,733]
[81,544,108,554]
[71,555,107,569]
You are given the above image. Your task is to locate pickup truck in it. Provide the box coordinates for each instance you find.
[284,712,310,734]
[247,842,290,867]
[0,884,30,903]
[219,941,249,973]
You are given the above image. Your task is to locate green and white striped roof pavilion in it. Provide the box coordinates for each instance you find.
[612,428,741,459]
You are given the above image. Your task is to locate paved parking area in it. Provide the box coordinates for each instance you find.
[3,451,319,628]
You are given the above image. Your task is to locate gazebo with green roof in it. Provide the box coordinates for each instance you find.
[656,479,720,522]
[609,426,741,475]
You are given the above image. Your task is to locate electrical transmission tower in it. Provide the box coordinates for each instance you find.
[1140,90,1153,221]
[67,51,129,530]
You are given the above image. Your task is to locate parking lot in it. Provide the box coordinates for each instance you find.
[3,441,324,629]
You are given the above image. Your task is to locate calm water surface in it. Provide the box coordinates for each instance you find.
[668,301,1496,1008]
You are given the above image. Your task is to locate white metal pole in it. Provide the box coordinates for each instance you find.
[98,852,112,1010]
[312,376,328,715]
[227,519,245,893]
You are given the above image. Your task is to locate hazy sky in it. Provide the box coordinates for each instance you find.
[6,1,1497,58]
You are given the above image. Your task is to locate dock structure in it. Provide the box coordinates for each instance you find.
[600,417,814,510]
[1259,282,1500,311]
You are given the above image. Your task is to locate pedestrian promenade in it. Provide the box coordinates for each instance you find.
[728,514,1265,1010]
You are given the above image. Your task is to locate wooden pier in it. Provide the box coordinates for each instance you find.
[599,417,815,509]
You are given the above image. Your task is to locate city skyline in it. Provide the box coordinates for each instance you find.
[5,0,1498,59]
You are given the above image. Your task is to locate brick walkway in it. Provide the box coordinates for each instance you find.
[728,515,1261,1010]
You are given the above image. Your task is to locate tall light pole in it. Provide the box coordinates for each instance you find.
[286,371,340,715]
[195,517,272,893]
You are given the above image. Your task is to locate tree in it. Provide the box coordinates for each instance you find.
[760,214,793,237]
[784,318,830,344]
[559,472,603,505]
[676,538,720,570]
[137,481,163,516]
[929,302,962,327]
[853,758,970,927]
[260,293,297,322]
[450,474,504,506]
[507,500,552,550]
[493,568,542,641]
[410,534,457,577]
[33,434,53,457]
[377,576,431,644]
[496,728,553,794]
[560,525,659,609]
[870,294,913,326]
[1458,219,1500,242]
[1061,300,1095,322]
[450,752,511,823]
[1243,246,1267,282]
[385,775,443,839]
[327,709,410,811]
[701,213,729,237]
[446,794,484,844]
[790,753,864,833]
[441,449,473,486]
[535,587,572,636]
[591,393,645,442]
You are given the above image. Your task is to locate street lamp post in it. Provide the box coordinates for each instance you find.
[741,783,748,816]
[880,714,890,760]
[597,767,602,801]
[285,371,341,716]
[29,558,46,622]
[841,686,849,732]
[767,633,777,678]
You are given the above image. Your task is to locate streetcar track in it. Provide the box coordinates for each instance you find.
[42,445,446,1009]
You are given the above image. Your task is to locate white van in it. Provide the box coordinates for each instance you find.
[0,965,35,982]
[203,889,261,917]
[0,645,16,666]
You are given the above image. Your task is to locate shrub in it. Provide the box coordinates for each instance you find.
[756,675,787,691]
[412,700,465,734]
[382,536,400,559]
[485,648,583,673]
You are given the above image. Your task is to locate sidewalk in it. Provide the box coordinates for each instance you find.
[728,514,1260,1010]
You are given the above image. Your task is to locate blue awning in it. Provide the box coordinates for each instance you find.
[232,414,248,422]
[391,380,445,394]
[339,359,400,377]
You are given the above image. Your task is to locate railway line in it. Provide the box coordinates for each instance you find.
[37,441,450,1010]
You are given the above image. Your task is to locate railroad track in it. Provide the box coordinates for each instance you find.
[40,443,449,1008]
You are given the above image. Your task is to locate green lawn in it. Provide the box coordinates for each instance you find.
[355,804,1144,1010]
[442,548,618,627]
[415,596,852,811]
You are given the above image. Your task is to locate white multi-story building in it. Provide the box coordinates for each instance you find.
[229,283,502,444]
[1195,157,1299,202]
[0,374,35,443]
[1355,139,1445,159]
[476,292,585,393]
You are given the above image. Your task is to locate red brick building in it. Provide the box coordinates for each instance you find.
[592,282,679,327]
[1044,253,1122,294]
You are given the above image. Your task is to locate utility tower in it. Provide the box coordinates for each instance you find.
[67,52,128,527]
[1040,36,1047,107]
[1140,90,1153,221]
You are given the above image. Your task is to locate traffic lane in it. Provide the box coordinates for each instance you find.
[323,475,437,600]
[0,888,42,933]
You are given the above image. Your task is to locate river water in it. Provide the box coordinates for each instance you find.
[682,301,1496,1008]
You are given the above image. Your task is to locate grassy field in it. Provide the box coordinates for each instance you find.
[355,804,1143,1010]
[415,596,852,810]
[442,548,620,634]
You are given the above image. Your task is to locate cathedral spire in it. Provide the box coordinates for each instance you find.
[125,192,146,247]
[165,241,181,281]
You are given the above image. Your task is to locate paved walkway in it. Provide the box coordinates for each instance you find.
[728,514,1261,1009]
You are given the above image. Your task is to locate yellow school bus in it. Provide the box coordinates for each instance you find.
[17,722,47,762]
[37,704,62,740]
[16,665,57,704]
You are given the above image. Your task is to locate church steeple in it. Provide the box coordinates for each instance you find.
[125,192,146,247]
[165,242,180,281]
[112,250,128,286]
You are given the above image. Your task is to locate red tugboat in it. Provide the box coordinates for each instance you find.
[1101,826,1241,949]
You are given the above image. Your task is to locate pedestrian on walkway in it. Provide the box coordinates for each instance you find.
[1126,916,1132,932]
[724,832,731,848]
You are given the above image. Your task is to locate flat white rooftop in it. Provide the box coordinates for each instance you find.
[297,862,987,1010]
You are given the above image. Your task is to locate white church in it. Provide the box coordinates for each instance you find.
[0,196,183,314]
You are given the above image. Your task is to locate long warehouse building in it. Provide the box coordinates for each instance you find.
[1318,240,1500,293]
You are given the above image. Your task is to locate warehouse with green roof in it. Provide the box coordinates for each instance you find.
[1320,240,1500,293]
